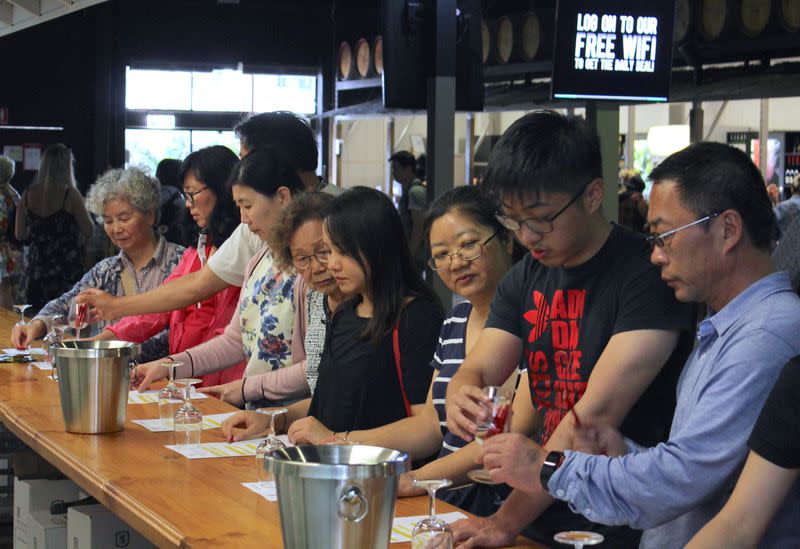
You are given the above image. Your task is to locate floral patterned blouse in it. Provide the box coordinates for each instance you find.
[33,236,184,362]
[0,185,22,282]
[239,246,296,376]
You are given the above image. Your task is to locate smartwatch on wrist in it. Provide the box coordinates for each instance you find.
[539,451,565,490]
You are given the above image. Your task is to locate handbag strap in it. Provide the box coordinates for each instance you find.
[392,301,413,418]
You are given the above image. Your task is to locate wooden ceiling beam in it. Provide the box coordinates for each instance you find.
[7,0,39,16]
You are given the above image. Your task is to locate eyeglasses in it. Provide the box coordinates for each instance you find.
[183,186,209,206]
[495,183,589,235]
[428,231,499,271]
[292,249,331,270]
[645,212,721,249]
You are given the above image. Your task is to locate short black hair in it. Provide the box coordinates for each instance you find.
[388,150,416,168]
[649,142,776,250]
[234,111,318,172]
[228,147,305,197]
[482,110,601,204]
[155,158,181,189]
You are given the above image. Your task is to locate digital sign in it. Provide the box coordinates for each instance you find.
[551,0,676,102]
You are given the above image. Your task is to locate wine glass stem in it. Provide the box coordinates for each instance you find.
[184,384,192,402]
[268,414,276,438]
[169,366,175,384]
[428,488,438,521]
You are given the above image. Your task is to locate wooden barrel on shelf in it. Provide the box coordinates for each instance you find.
[373,35,384,75]
[674,0,692,42]
[739,0,772,37]
[337,41,354,80]
[517,11,541,61]
[481,18,491,64]
[492,16,514,64]
[778,0,800,31]
[355,38,372,78]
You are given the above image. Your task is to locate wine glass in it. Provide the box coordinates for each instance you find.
[411,478,453,549]
[158,361,184,429]
[13,304,31,349]
[67,299,89,339]
[254,408,288,481]
[553,531,604,548]
[173,378,203,445]
[43,315,67,380]
[467,386,511,485]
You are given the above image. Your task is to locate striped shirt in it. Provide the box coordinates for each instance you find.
[431,301,473,457]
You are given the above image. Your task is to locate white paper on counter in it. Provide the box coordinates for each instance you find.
[3,348,46,355]
[132,412,236,432]
[127,389,208,405]
[164,436,292,459]
[390,512,467,543]
[242,481,277,501]
[31,361,52,370]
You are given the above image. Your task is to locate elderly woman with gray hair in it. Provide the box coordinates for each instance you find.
[11,167,184,361]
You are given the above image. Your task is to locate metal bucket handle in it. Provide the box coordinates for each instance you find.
[338,484,368,522]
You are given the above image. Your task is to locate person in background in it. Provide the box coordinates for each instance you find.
[390,150,427,271]
[0,155,22,308]
[618,169,649,233]
[477,142,800,549]
[223,187,444,441]
[15,144,94,310]
[415,152,427,184]
[767,183,780,208]
[772,214,800,293]
[155,158,188,246]
[78,112,338,324]
[445,110,694,548]
[686,355,800,549]
[774,180,800,238]
[91,146,244,388]
[130,147,303,407]
[11,167,184,361]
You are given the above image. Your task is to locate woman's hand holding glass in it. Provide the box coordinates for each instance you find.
[130,359,171,391]
[222,411,270,443]
[10,320,46,350]
[286,416,334,445]
[197,379,245,406]
[76,288,119,322]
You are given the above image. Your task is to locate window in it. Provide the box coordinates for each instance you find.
[191,70,253,112]
[126,129,191,174]
[253,74,316,115]
[126,69,192,110]
[191,131,238,154]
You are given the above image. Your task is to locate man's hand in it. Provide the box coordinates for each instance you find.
[11,319,45,349]
[574,424,627,457]
[130,360,169,391]
[450,515,517,549]
[480,433,545,494]
[286,416,333,445]
[397,472,426,498]
[445,385,492,441]
[77,289,120,321]
[222,411,269,443]
[197,379,245,406]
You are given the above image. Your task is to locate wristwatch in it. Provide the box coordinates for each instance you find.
[539,451,565,490]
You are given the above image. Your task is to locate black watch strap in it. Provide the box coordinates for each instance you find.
[540,451,565,490]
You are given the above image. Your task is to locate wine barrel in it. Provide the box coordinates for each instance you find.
[700,0,737,40]
[740,0,771,37]
[517,11,541,61]
[779,0,800,31]
[373,35,384,75]
[337,41,354,80]
[481,19,491,64]
[674,0,692,42]
[493,16,514,64]
[355,38,371,78]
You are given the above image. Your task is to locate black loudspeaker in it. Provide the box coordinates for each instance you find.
[381,0,484,111]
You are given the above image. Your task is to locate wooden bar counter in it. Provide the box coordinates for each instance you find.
[0,309,543,548]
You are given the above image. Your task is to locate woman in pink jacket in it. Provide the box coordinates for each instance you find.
[95,146,244,387]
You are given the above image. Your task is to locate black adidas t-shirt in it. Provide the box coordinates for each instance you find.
[487,223,694,446]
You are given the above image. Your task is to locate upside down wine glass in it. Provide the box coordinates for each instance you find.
[467,386,512,485]
[411,478,453,549]
[173,378,203,445]
[158,361,184,429]
[553,531,605,548]
[254,408,288,481]
[13,304,31,349]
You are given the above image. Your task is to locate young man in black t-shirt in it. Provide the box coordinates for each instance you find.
[445,110,694,547]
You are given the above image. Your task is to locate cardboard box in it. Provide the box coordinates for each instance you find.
[28,510,67,549]
[67,505,155,549]
[14,478,80,549]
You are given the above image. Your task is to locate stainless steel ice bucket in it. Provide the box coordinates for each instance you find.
[52,341,138,434]
[265,444,409,549]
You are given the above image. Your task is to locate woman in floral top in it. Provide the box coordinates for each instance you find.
[10,167,184,362]
[131,148,305,408]
[0,155,22,308]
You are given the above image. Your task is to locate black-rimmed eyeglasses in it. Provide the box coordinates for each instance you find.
[428,231,499,271]
[292,249,331,271]
[495,183,589,234]
[183,186,209,207]
[646,212,721,249]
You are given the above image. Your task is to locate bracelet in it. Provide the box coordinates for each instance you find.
[241,377,247,404]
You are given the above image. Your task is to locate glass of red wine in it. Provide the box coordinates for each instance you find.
[68,299,89,339]
[467,386,512,485]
